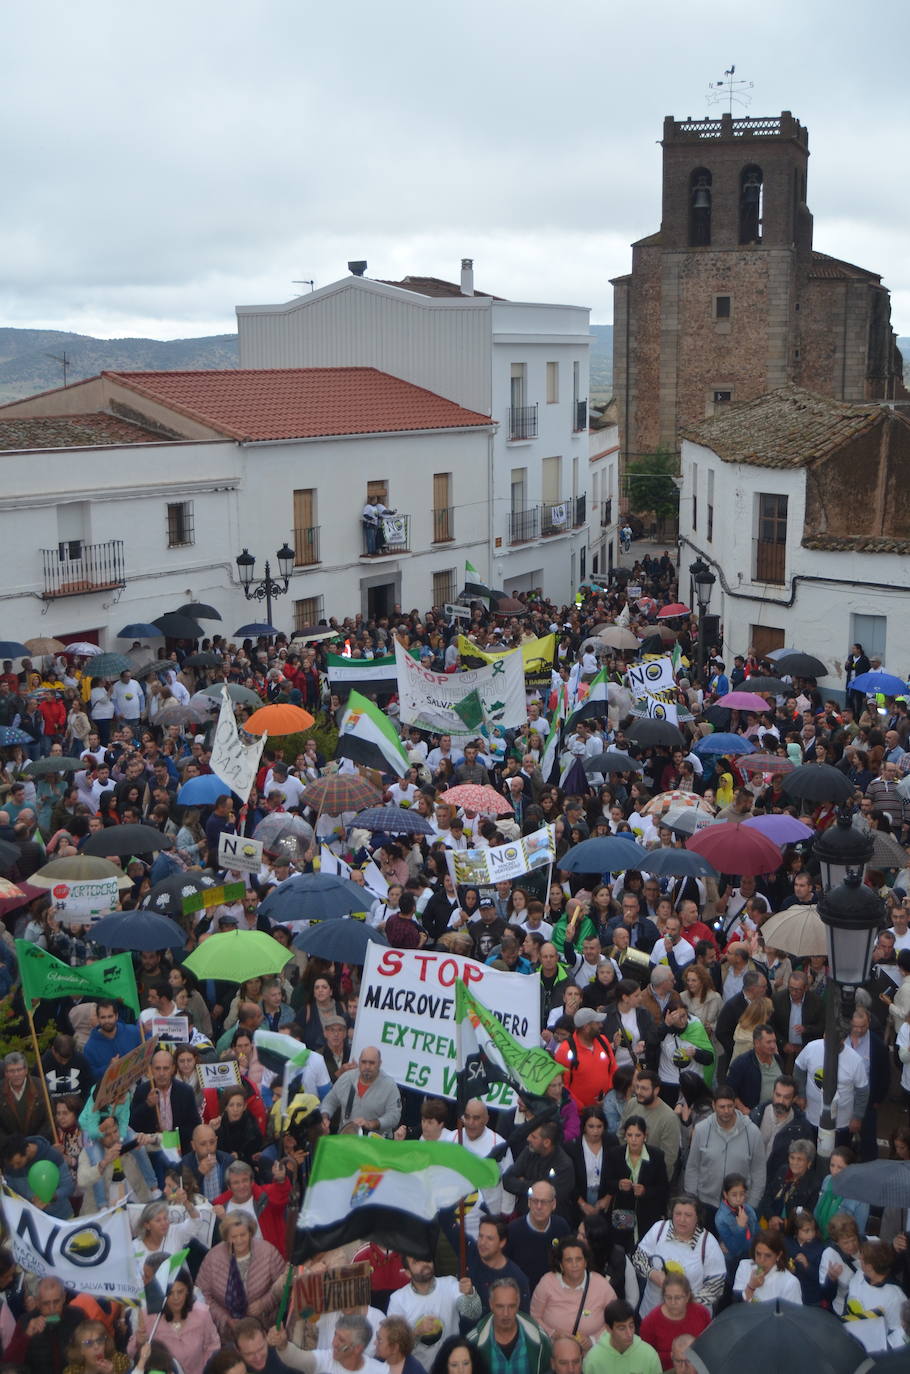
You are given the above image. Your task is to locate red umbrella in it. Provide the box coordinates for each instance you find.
[686,822,783,875]
[0,880,43,918]
[656,602,691,619]
[440,784,513,815]
[717,691,774,713]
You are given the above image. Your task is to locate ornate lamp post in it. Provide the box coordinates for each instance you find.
[235,544,295,636]
[689,557,716,687]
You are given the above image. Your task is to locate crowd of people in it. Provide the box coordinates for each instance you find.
[0,555,909,1374]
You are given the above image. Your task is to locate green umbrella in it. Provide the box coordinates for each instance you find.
[182,929,292,982]
[86,652,133,678]
[24,756,84,776]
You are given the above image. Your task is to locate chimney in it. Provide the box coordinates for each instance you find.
[348,260,367,277]
[460,258,474,296]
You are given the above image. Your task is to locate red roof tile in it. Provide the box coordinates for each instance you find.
[378,275,503,300]
[0,412,163,452]
[106,368,492,442]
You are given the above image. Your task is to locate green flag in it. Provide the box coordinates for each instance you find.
[15,941,140,1017]
[455,979,563,1097]
[453,688,485,731]
[677,1016,716,1088]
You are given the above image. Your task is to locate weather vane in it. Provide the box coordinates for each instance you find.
[707,65,753,115]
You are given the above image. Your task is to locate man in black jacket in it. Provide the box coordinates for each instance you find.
[772,970,825,1069]
[748,1075,810,1178]
[130,1047,200,1181]
[502,1121,574,1219]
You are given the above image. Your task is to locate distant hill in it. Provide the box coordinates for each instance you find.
[0,328,238,403]
[589,324,613,402]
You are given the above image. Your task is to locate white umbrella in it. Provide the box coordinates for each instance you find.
[760,903,826,957]
[64,642,102,656]
[662,805,721,836]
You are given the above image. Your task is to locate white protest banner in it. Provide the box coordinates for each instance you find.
[319,845,352,879]
[2,1188,142,1299]
[210,686,266,802]
[352,946,541,1106]
[394,639,526,735]
[50,876,119,919]
[381,514,408,547]
[627,656,676,699]
[443,603,472,620]
[197,1060,242,1092]
[549,502,568,527]
[151,1015,189,1042]
[218,832,264,873]
[633,696,679,724]
[446,824,555,887]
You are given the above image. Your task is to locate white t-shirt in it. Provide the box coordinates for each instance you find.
[650,937,694,970]
[311,1353,384,1374]
[794,1039,868,1128]
[314,1309,386,1356]
[387,1277,464,1370]
[733,1261,802,1304]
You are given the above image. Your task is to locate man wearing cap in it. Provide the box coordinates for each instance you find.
[467,897,507,961]
[553,1009,617,1110]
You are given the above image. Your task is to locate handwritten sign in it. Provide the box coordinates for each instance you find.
[210,686,266,802]
[94,1036,159,1111]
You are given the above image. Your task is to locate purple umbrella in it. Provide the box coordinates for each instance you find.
[742,814,814,846]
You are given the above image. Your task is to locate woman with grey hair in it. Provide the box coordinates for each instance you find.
[758,1138,820,1229]
[196,1211,284,1338]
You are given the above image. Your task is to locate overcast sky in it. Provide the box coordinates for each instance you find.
[2,1,908,340]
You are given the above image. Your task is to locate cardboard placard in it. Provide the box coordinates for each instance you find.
[218,833,264,873]
[197,1060,242,1092]
[94,1035,159,1111]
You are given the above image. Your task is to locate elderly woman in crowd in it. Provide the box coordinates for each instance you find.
[196,1211,285,1337]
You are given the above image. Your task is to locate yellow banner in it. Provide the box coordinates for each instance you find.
[457,634,555,678]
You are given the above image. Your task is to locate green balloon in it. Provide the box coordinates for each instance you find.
[27,1159,59,1205]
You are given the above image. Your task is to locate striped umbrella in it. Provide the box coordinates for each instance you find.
[641,790,717,818]
[300,774,382,814]
[352,806,435,836]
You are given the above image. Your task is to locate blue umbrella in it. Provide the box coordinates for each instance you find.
[117,623,164,639]
[177,774,234,805]
[235,623,279,637]
[850,670,910,697]
[0,726,32,746]
[643,847,718,879]
[89,911,186,952]
[293,918,388,963]
[561,835,649,874]
[0,642,30,658]
[693,732,756,756]
[352,806,435,836]
[260,872,370,924]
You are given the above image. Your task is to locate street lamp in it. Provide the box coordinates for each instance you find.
[235,543,296,636]
[689,557,716,687]
[814,858,887,1160]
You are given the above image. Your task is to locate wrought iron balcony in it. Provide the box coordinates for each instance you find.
[361,513,411,556]
[41,540,126,599]
[508,507,540,544]
[508,403,538,441]
[574,399,588,432]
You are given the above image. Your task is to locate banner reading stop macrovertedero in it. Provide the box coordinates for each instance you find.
[352,947,541,1107]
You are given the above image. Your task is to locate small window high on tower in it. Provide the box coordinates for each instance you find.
[740,165,763,243]
[689,168,712,246]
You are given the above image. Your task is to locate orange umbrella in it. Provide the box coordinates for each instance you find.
[243,704,315,736]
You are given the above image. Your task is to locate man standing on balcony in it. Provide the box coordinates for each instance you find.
[111,669,144,725]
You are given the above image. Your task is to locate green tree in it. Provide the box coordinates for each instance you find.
[625,451,680,519]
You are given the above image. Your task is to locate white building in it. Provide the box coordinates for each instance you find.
[587,409,620,582]
[0,368,493,647]
[678,386,910,677]
[236,261,592,602]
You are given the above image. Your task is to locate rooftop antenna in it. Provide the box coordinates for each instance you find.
[47,351,70,387]
[706,65,753,115]
[293,280,315,292]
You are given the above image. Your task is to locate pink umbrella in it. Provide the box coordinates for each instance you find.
[656,602,691,619]
[686,822,783,875]
[440,784,514,815]
[717,691,775,712]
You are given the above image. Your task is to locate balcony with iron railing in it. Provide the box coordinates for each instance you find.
[510,495,588,544]
[293,526,320,566]
[574,399,588,432]
[601,497,613,527]
[753,538,786,585]
[361,513,411,557]
[508,506,540,544]
[41,540,126,599]
[507,403,538,441]
[432,506,454,543]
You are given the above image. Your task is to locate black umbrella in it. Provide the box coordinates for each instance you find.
[561,835,649,874]
[625,718,686,748]
[688,1299,867,1374]
[293,919,388,963]
[782,763,854,804]
[831,1159,910,1208]
[742,676,785,693]
[702,705,732,730]
[612,567,632,583]
[90,911,186,952]
[83,825,174,858]
[141,870,219,915]
[153,613,204,639]
[134,659,178,678]
[774,651,828,678]
[638,634,665,655]
[644,848,718,879]
[583,751,643,774]
[182,652,223,669]
[176,602,223,621]
[259,872,371,924]
[353,806,435,835]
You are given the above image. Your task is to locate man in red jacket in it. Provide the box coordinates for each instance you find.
[213,1158,291,1256]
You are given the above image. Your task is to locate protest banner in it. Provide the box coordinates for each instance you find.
[627,656,676,698]
[151,1016,189,1042]
[197,1060,242,1092]
[633,695,679,723]
[445,824,555,887]
[443,603,472,620]
[94,1036,159,1111]
[381,514,408,547]
[2,1188,141,1299]
[456,634,556,689]
[49,876,120,919]
[181,881,245,914]
[210,686,266,802]
[352,946,541,1106]
[218,833,264,874]
[15,942,140,1017]
[395,639,526,735]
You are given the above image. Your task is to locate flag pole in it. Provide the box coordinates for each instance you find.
[454,989,467,1281]
[25,1000,59,1146]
